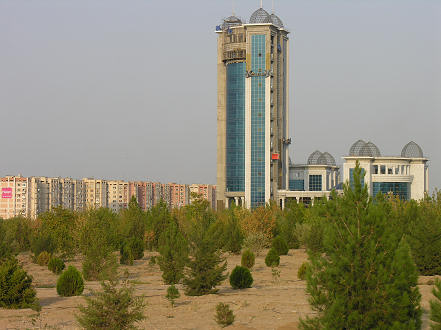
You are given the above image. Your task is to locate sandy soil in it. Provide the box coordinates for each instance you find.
[0,249,438,329]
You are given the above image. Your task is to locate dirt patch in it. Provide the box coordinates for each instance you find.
[0,250,436,329]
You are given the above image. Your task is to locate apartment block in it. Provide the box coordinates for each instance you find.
[170,183,190,209]
[83,178,108,209]
[0,175,30,219]
[107,180,129,213]
[131,181,154,211]
[190,184,217,210]
[29,177,62,218]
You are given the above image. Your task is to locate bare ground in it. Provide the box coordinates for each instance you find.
[0,249,438,329]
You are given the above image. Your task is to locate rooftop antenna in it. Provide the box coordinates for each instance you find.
[232,0,235,15]
[260,0,263,8]
[272,0,275,13]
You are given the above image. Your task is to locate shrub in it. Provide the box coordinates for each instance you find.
[120,242,134,266]
[166,285,180,308]
[297,261,309,280]
[56,266,84,297]
[76,280,146,330]
[242,232,269,256]
[305,221,324,254]
[241,249,255,269]
[130,237,144,260]
[31,234,55,262]
[36,251,51,266]
[48,257,65,274]
[215,302,235,328]
[430,279,441,329]
[82,253,118,281]
[293,223,311,248]
[272,236,289,255]
[149,256,157,266]
[229,266,253,289]
[0,257,39,309]
[265,248,280,267]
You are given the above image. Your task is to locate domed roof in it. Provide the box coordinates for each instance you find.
[308,151,337,166]
[349,140,366,156]
[307,150,322,165]
[349,140,381,157]
[270,13,284,28]
[222,15,242,29]
[401,141,423,158]
[250,8,272,24]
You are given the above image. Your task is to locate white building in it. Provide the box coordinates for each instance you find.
[278,151,340,207]
[343,140,429,200]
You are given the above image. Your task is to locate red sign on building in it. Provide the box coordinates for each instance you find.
[2,188,12,199]
[272,153,280,160]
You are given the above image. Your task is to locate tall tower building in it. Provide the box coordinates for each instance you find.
[216,6,290,209]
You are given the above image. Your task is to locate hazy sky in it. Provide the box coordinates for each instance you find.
[1,0,440,190]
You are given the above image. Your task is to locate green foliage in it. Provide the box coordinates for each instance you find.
[265,248,280,267]
[148,256,156,266]
[2,216,32,254]
[304,220,324,254]
[120,242,134,266]
[36,251,51,266]
[183,206,227,296]
[0,219,12,260]
[146,201,173,250]
[297,262,309,280]
[242,232,269,255]
[407,198,441,275]
[271,236,289,255]
[119,197,146,243]
[215,302,235,328]
[300,163,421,330]
[37,207,78,258]
[79,208,119,281]
[166,285,180,308]
[241,249,255,269]
[277,201,306,249]
[229,266,253,289]
[56,266,84,297]
[209,208,244,254]
[158,220,188,285]
[76,280,146,330]
[129,237,144,260]
[48,257,65,274]
[31,233,56,261]
[0,257,39,309]
[430,279,441,330]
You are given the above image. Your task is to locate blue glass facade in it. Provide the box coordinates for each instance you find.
[289,179,304,191]
[373,182,409,200]
[349,168,365,189]
[250,35,266,208]
[309,175,322,191]
[226,62,245,192]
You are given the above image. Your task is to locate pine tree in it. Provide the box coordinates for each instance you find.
[300,162,421,329]
[76,280,146,330]
[430,279,441,330]
[183,203,227,296]
[158,220,188,285]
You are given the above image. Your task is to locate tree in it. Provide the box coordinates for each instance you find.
[79,208,119,281]
[165,285,180,308]
[146,201,173,250]
[183,203,227,296]
[0,257,39,310]
[300,162,421,329]
[119,196,146,244]
[157,220,188,285]
[431,279,441,330]
[76,280,146,330]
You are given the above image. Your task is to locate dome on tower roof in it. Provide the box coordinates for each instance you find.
[222,15,243,29]
[308,150,322,165]
[349,140,366,156]
[349,140,381,157]
[249,8,272,24]
[322,152,336,166]
[401,141,424,158]
[270,13,284,28]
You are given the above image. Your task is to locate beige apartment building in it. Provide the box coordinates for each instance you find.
[130,181,154,211]
[0,175,30,219]
[83,178,108,209]
[107,180,129,213]
[190,184,216,210]
[29,177,62,219]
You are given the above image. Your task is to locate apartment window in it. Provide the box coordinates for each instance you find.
[388,167,393,175]
[380,165,386,174]
[373,165,378,174]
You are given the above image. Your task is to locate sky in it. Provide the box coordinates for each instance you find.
[1,0,440,190]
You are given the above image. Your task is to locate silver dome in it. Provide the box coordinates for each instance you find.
[307,150,322,165]
[349,140,381,157]
[322,152,336,166]
[250,8,272,24]
[222,16,242,29]
[270,13,284,28]
[401,141,423,158]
